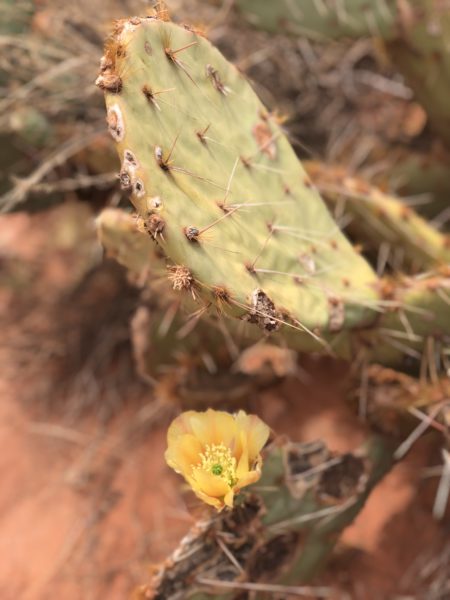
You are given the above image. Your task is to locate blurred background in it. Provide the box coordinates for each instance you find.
[0,1,449,598]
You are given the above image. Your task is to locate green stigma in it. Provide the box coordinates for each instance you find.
[211,464,223,476]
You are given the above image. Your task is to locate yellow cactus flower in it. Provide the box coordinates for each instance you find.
[165,409,270,510]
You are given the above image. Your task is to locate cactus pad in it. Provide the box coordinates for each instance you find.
[306,161,450,272]
[237,0,397,39]
[98,16,380,350]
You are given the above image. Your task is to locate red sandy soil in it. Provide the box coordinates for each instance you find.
[0,208,448,599]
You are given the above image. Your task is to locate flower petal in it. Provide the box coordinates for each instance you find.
[190,409,237,447]
[166,409,269,511]
[167,411,199,444]
[165,433,202,475]
[235,468,261,490]
[194,489,225,510]
[193,469,231,498]
[236,430,250,479]
[224,488,235,508]
[235,411,270,461]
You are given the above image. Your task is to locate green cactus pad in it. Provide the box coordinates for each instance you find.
[96,207,261,381]
[96,207,161,277]
[98,16,380,348]
[306,161,450,272]
[237,0,398,40]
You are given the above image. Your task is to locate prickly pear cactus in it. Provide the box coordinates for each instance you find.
[94,14,449,600]
[97,16,380,354]
[97,15,450,369]
[134,434,392,599]
[353,364,450,436]
[97,208,262,393]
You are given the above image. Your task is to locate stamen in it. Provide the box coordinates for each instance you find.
[193,443,237,487]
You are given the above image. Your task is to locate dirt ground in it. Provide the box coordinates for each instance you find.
[0,208,448,600]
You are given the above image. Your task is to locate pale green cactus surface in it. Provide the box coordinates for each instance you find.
[98,17,380,350]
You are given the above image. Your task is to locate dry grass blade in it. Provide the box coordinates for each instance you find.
[0,128,105,212]
[268,498,355,533]
[432,449,450,520]
[394,403,448,460]
[196,577,332,597]
[0,56,89,113]
[27,422,89,445]
[31,172,117,195]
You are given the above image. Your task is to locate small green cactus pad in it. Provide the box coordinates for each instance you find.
[236,0,397,40]
[98,17,379,347]
[96,207,161,277]
[306,161,450,272]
